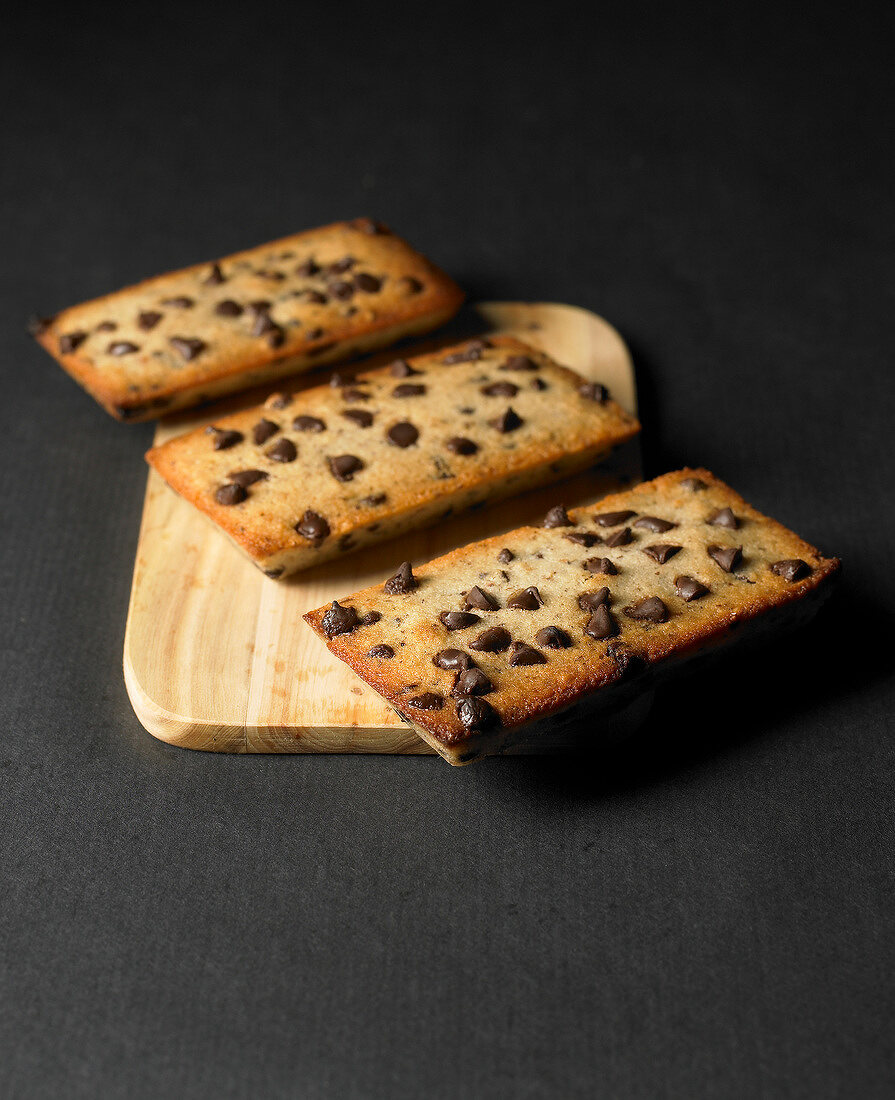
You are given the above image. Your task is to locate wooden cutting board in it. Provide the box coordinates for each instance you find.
[124,302,644,753]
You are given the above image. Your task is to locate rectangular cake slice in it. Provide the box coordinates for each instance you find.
[31,219,464,420]
[304,469,840,765]
[146,336,640,577]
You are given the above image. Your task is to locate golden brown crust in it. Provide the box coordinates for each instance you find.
[303,469,840,762]
[33,219,464,420]
[146,335,640,575]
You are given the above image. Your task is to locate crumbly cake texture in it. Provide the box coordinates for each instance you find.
[304,469,840,765]
[145,335,640,577]
[31,219,464,421]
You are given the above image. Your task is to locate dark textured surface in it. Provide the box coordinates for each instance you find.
[3,8,894,1099]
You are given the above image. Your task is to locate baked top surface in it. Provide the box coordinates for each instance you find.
[304,468,840,750]
[145,335,640,567]
[32,219,463,414]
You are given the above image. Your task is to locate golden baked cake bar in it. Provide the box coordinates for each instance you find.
[146,335,640,577]
[304,469,840,765]
[31,219,464,420]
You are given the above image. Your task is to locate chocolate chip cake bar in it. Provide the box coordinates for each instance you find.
[304,469,840,765]
[146,336,640,577]
[31,219,464,420]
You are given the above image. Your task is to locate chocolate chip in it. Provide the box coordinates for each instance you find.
[208,427,243,450]
[469,626,511,653]
[327,256,356,274]
[352,218,387,235]
[170,336,206,360]
[342,409,374,428]
[500,355,538,372]
[446,437,478,455]
[358,493,387,507]
[137,310,163,330]
[256,269,286,281]
[481,381,519,397]
[321,600,358,637]
[635,516,677,533]
[162,296,194,308]
[295,259,320,277]
[443,341,488,364]
[266,392,291,409]
[497,548,514,564]
[707,544,743,572]
[565,532,601,548]
[452,668,493,696]
[594,510,636,527]
[584,558,617,575]
[681,477,708,491]
[531,378,548,391]
[392,383,426,398]
[359,611,381,626]
[204,263,225,285]
[408,692,444,711]
[341,388,370,403]
[535,626,572,649]
[771,559,812,582]
[329,280,355,300]
[329,454,364,481]
[387,422,419,448]
[227,469,268,488]
[464,586,498,611]
[507,586,542,611]
[643,544,682,564]
[266,438,297,462]
[390,359,421,378]
[293,415,326,432]
[397,275,424,295]
[214,482,247,505]
[368,645,395,659]
[579,382,609,403]
[578,588,610,611]
[95,320,117,332]
[489,407,523,433]
[384,561,418,595]
[674,575,709,601]
[252,418,279,445]
[434,649,472,670]
[301,289,328,304]
[108,341,140,355]
[708,507,739,530]
[507,642,546,667]
[543,505,573,528]
[247,300,272,318]
[354,272,381,292]
[456,696,498,731]
[605,527,632,547]
[439,611,480,631]
[295,510,330,544]
[251,311,282,339]
[625,597,669,623]
[585,605,618,640]
[59,331,87,353]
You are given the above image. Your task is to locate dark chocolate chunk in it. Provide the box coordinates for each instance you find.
[386,422,419,448]
[368,644,395,659]
[707,544,743,572]
[543,504,573,528]
[481,381,519,397]
[674,575,709,601]
[506,586,542,611]
[585,605,618,640]
[321,600,358,638]
[434,649,472,670]
[295,259,320,277]
[390,359,421,378]
[359,611,381,626]
[59,331,87,353]
[327,256,356,274]
[266,438,297,463]
[247,300,272,318]
[208,427,243,450]
[408,692,444,711]
[293,415,326,432]
[384,561,418,595]
[625,597,669,623]
[169,336,206,360]
[535,626,572,649]
[456,696,498,731]
[204,263,225,285]
[605,527,632,548]
[329,279,355,300]
[266,392,291,409]
[251,311,285,348]
[531,378,548,391]
[214,482,247,506]
[463,586,498,612]
[579,382,609,403]
[138,310,163,330]
[635,516,677,533]
[770,559,812,582]
[354,272,381,292]
[358,493,387,507]
[228,469,268,488]
[301,289,328,305]
[161,296,194,308]
[397,275,424,295]
[252,418,279,445]
[295,510,330,544]
[594,510,636,527]
[95,321,117,332]
[584,557,618,575]
[108,341,140,355]
[578,588,610,611]
[439,611,481,631]
[392,383,426,398]
[500,355,538,372]
[489,407,523,433]
[497,548,515,564]
[443,340,489,364]
[508,642,547,667]
[341,388,370,403]
[565,532,601,548]
[681,477,707,491]
[446,437,478,455]
[329,454,364,481]
[643,543,682,564]
[342,409,374,428]
[708,507,739,530]
[452,668,493,697]
[469,626,512,653]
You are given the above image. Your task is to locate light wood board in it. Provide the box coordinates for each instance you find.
[124,302,643,752]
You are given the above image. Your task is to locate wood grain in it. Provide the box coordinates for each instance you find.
[124,302,643,752]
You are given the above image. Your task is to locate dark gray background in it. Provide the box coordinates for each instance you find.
[3,6,894,1098]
